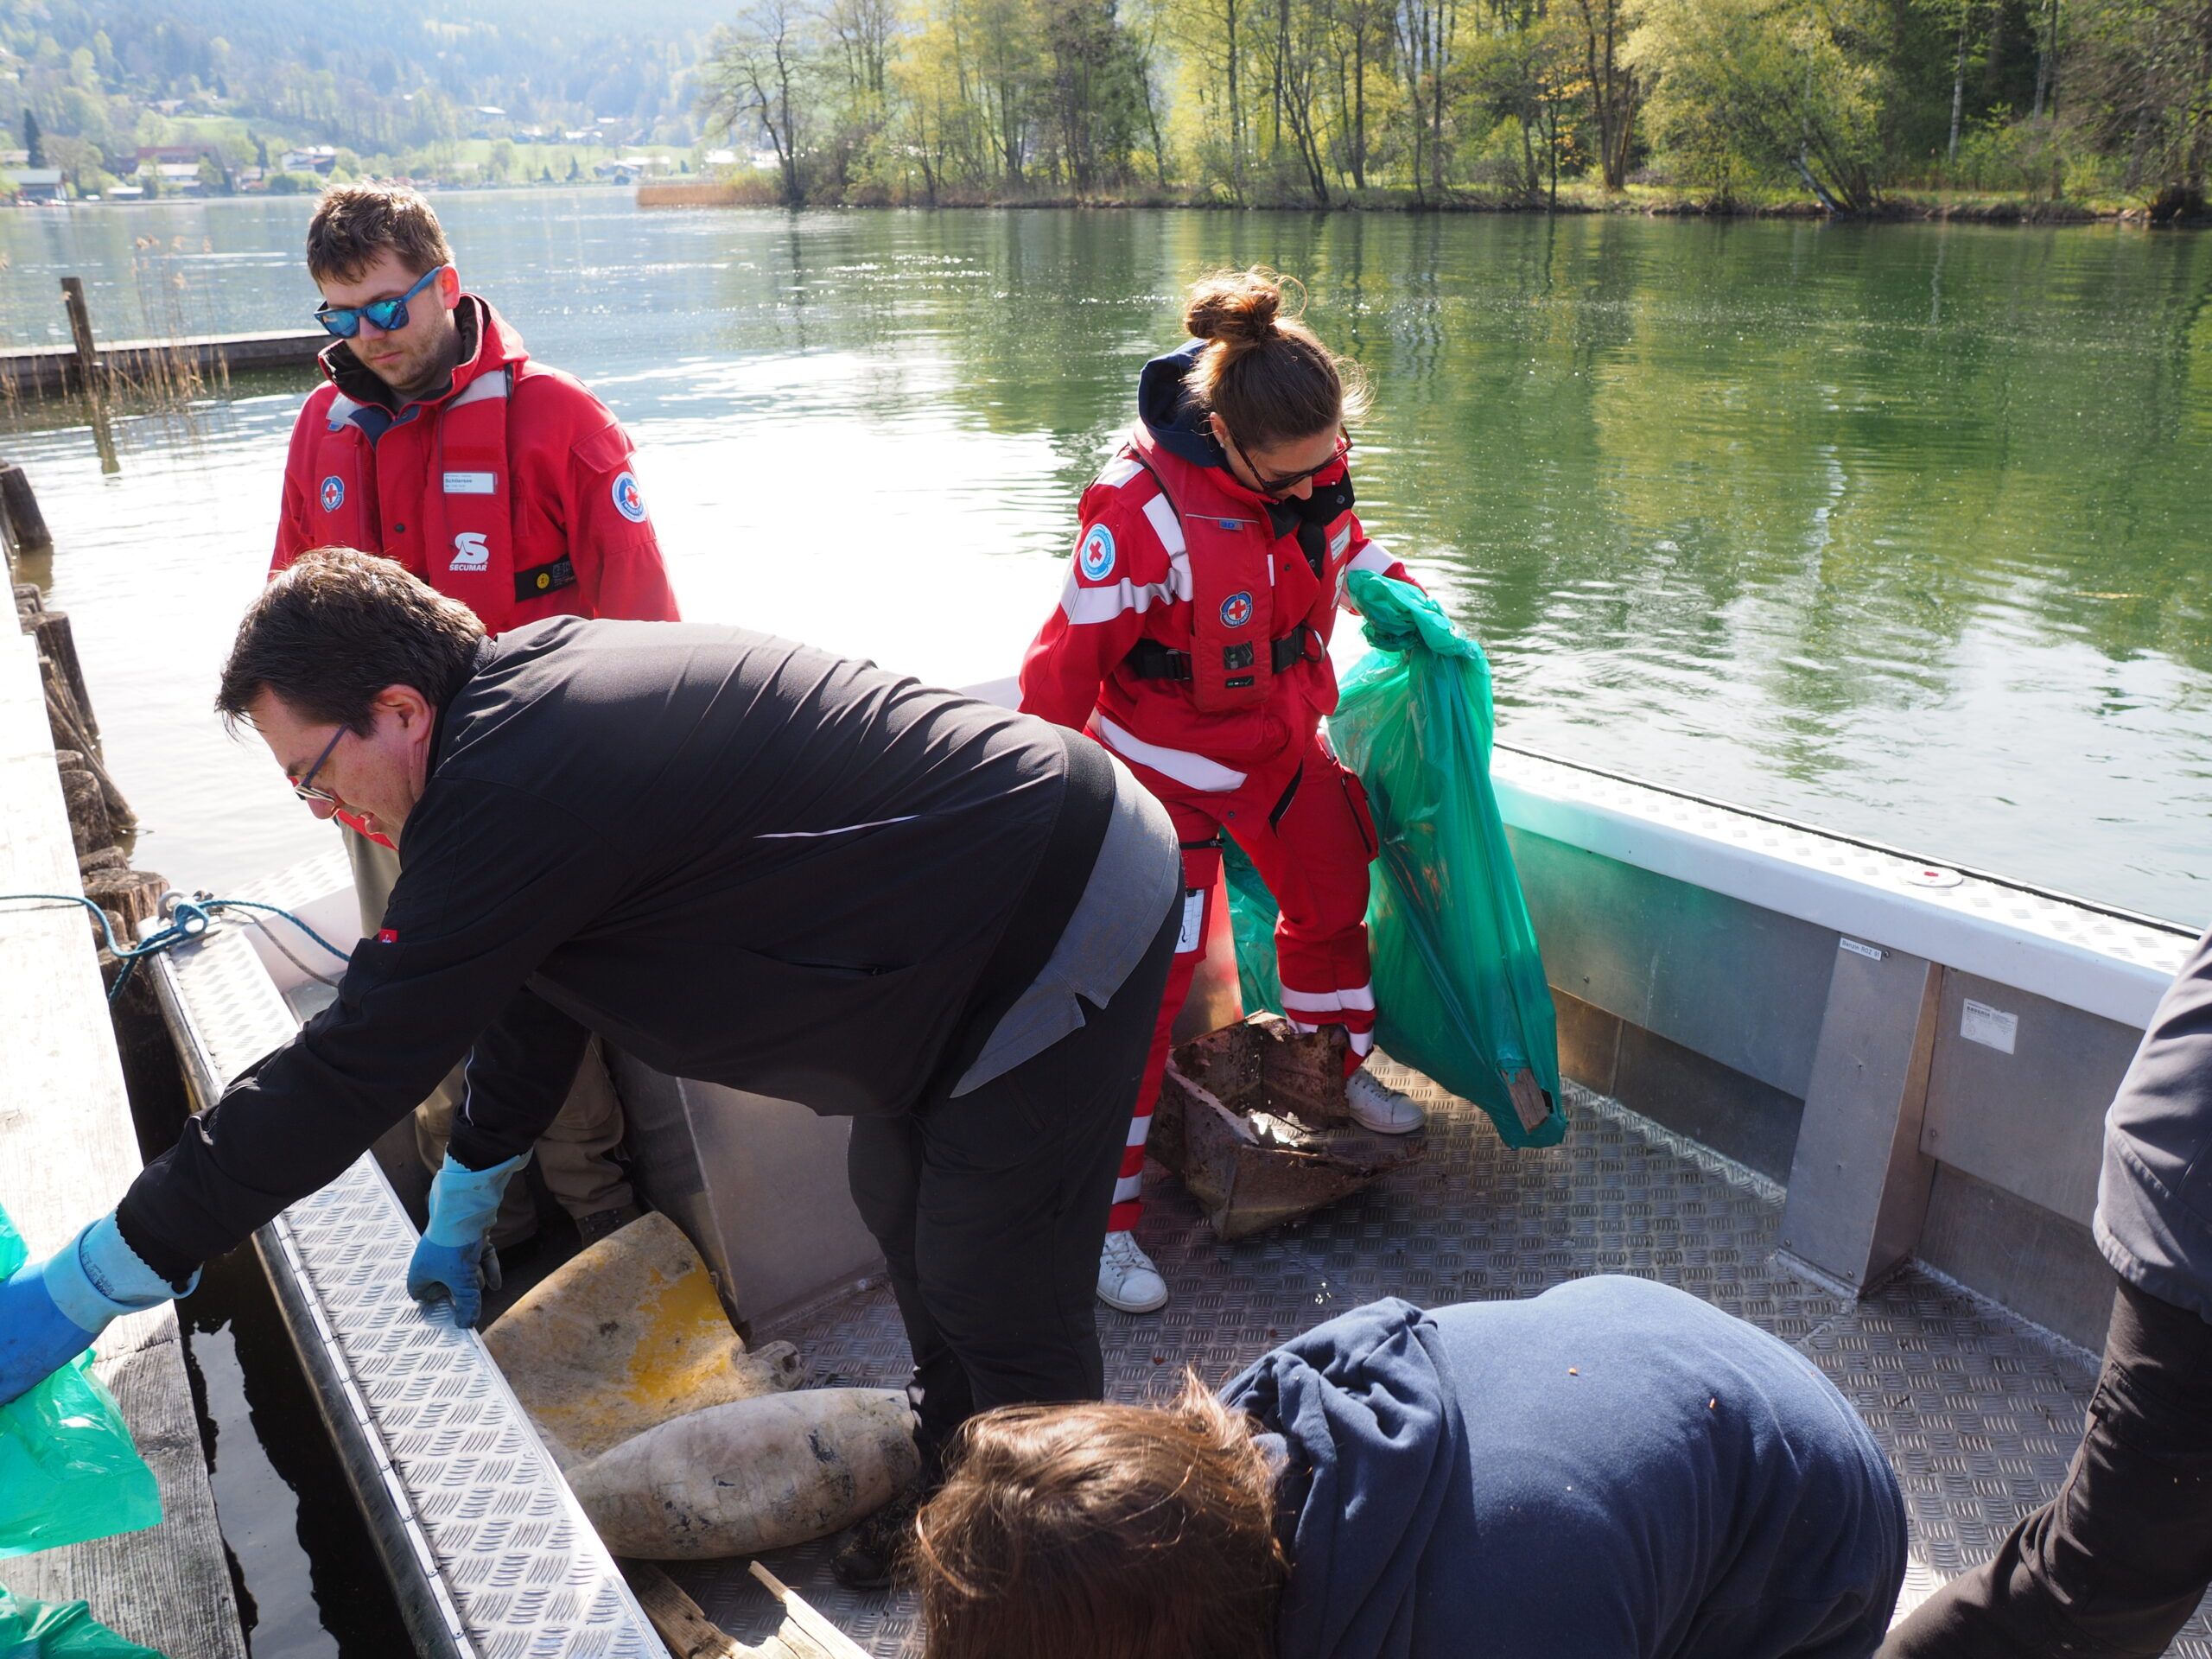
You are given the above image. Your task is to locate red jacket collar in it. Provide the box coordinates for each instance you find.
[1128,420,1350,514]
[319,294,528,412]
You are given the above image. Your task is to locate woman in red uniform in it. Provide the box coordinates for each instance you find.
[1020,270,1425,1317]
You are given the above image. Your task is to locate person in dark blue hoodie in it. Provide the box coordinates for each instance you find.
[912,1274,1907,1659]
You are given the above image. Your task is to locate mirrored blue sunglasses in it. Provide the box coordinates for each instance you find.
[314,265,446,340]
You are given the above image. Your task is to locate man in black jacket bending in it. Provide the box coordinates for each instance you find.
[0,550,1183,1515]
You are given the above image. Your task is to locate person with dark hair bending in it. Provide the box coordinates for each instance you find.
[914,1275,1908,1659]
[1020,269,1427,1319]
[0,550,1184,1588]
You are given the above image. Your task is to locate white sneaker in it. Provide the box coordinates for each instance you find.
[1096,1231,1168,1313]
[1345,1067,1427,1135]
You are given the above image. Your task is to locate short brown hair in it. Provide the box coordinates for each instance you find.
[217,548,485,734]
[307,184,454,285]
[912,1378,1286,1659]
[1183,268,1372,450]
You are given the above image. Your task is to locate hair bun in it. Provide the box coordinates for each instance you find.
[1185,270,1283,344]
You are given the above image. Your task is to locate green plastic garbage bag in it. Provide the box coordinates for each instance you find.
[1223,570,1566,1148]
[0,1586,165,1657]
[0,1205,162,1561]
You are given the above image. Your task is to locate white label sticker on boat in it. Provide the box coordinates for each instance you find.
[1961,999,2018,1055]
[1177,888,1205,954]
[442,471,497,494]
[1839,938,1885,961]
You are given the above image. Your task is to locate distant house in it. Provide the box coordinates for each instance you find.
[13,168,63,203]
[137,143,218,165]
[156,162,206,194]
[281,147,339,175]
[600,155,675,183]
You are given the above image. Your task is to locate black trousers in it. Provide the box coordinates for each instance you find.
[1878,1274,2212,1658]
[846,899,1180,1466]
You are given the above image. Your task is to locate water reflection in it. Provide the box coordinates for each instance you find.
[1,196,2204,920]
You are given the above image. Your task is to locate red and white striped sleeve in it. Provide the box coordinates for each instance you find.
[1338,512,1422,603]
[1019,459,1192,731]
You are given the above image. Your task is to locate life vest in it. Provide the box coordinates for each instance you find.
[307,365,527,613]
[1117,425,1351,714]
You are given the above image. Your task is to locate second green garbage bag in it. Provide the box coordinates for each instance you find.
[1224,570,1567,1149]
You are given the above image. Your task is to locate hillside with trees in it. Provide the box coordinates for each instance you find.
[0,0,709,193]
[3,0,2205,215]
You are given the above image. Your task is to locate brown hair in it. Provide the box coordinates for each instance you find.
[217,548,485,734]
[1182,268,1371,451]
[307,183,454,285]
[912,1378,1286,1659]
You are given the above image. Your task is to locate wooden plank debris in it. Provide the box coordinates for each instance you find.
[748,1561,872,1659]
[625,1560,870,1659]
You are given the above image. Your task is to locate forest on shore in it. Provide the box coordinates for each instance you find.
[686,0,2212,219]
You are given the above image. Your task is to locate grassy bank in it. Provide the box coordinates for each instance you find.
[639,175,2195,225]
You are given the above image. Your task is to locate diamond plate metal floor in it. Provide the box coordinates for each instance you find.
[675,1062,2212,1657]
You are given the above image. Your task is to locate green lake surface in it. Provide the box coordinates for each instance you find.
[3,192,2206,923]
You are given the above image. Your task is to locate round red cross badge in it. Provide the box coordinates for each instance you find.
[1220,591,1254,629]
[321,476,345,513]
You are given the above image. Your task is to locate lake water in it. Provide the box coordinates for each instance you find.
[4,192,2207,926]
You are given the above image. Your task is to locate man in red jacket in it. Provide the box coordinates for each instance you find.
[273,183,680,1257]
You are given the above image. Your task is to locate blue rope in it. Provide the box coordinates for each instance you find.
[0,892,353,1001]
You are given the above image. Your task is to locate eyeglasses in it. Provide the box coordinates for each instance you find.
[289,726,346,805]
[314,265,445,340]
[1225,428,1352,497]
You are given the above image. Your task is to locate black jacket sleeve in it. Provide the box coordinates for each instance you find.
[445,986,593,1171]
[115,778,615,1281]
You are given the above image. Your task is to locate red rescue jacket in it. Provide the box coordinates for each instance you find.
[1020,346,1412,787]
[272,295,680,634]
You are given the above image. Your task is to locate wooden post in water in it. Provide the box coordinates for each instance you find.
[0,462,53,554]
[60,276,99,390]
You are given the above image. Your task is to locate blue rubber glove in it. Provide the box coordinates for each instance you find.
[2,1214,193,1407]
[0,1262,95,1408]
[406,1152,529,1330]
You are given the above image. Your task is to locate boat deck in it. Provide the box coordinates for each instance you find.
[683,1060,2212,1657]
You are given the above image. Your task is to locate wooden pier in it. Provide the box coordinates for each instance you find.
[0,276,323,402]
[0,328,325,399]
[0,519,248,1655]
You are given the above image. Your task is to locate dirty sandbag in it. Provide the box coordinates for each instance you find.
[0,1586,165,1657]
[483,1211,803,1469]
[0,1204,162,1560]
[1224,572,1565,1149]
[569,1388,921,1559]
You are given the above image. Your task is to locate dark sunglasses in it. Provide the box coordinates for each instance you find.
[315,265,445,340]
[289,725,346,805]
[1226,428,1353,496]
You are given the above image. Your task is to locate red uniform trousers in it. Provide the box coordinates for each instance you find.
[1106,726,1381,1233]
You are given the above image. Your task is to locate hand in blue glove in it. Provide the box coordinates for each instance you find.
[0,1261,97,1408]
[1,1214,193,1408]
[406,1151,528,1330]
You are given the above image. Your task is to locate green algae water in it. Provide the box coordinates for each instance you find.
[3,195,2205,925]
